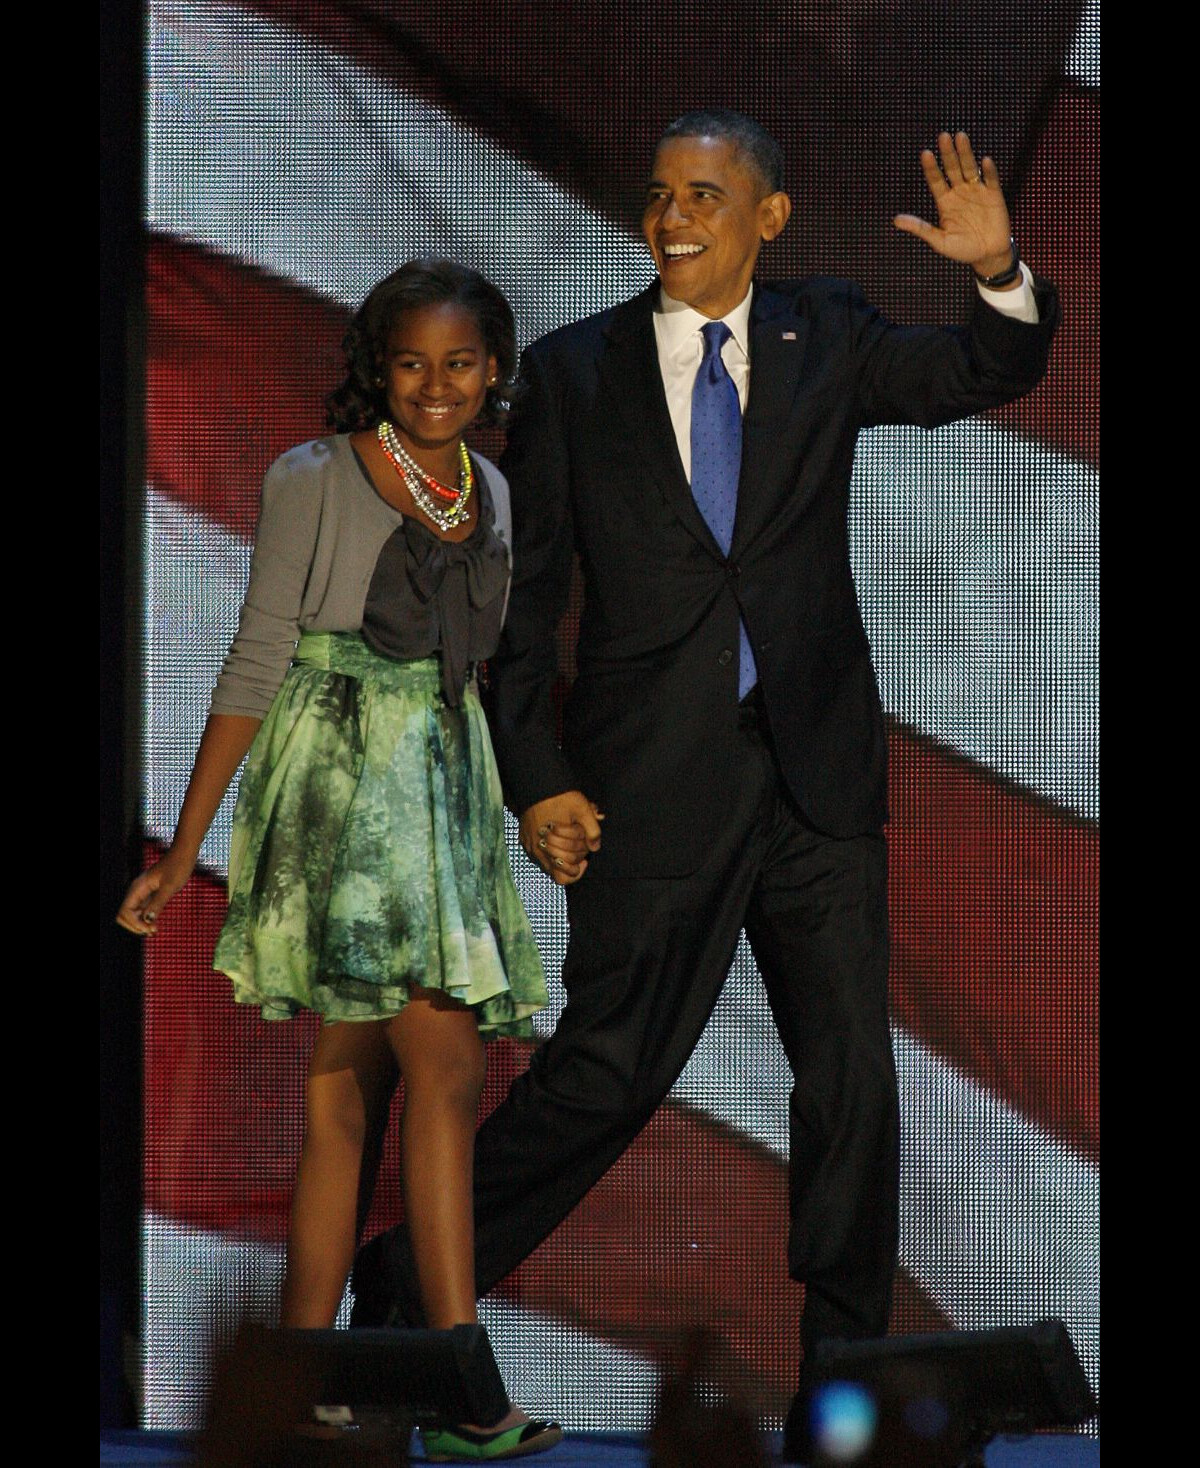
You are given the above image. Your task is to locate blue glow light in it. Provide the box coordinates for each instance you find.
[810,1381,878,1462]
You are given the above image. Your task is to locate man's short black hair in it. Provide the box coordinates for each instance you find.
[657,109,784,195]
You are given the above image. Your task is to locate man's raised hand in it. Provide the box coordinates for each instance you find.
[893,131,1016,281]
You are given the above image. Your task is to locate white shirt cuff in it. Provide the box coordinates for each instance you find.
[976,261,1038,323]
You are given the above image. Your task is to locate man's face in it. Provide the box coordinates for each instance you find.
[642,135,789,319]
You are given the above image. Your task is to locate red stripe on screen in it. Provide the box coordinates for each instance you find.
[886,723,1098,1163]
[146,236,348,542]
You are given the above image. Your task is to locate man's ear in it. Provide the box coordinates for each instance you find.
[760,191,792,242]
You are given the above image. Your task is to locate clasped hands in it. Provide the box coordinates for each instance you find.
[519,791,604,886]
[893,130,1018,283]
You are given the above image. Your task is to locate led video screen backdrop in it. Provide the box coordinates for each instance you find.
[140,0,1099,1431]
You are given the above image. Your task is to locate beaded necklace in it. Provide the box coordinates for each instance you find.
[377,420,474,532]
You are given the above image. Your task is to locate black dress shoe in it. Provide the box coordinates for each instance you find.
[348,1235,387,1328]
[349,1234,426,1329]
[781,1382,814,1465]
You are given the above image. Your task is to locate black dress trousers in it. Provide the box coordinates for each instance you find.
[353,698,899,1358]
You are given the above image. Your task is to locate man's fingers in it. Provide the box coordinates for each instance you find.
[574,806,604,846]
[918,148,948,197]
[554,805,604,848]
[954,131,981,184]
[920,135,993,201]
[893,213,938,242]
[937,130,965,184]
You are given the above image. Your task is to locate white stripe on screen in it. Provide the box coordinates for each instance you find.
[1067,0,1100,88]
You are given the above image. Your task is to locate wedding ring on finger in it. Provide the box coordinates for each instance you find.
[552,857,566,870]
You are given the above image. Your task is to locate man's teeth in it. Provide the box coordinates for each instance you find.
[663,243,706,257]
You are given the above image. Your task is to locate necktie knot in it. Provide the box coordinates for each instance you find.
[700,319,732,362]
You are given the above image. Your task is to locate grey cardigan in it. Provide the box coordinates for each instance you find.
[211,435,512,719]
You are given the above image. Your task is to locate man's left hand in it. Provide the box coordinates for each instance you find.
[893,131,1016,282]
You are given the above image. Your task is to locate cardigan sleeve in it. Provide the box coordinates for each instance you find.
[209,446,325,719]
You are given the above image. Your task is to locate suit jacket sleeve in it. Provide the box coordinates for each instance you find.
[489,341,580,814]
[848,273,1059,428]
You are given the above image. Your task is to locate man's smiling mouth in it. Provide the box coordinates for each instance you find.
[662,243,707,258]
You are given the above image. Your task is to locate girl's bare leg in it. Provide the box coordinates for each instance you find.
[384,989,487,1330]
[280,1019,398,1328]
[386,992,538,1433]
[284,994,533,1435]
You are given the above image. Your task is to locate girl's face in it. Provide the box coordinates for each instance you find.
[383,302,497,454]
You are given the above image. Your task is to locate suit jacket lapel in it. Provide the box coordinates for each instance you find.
[732,285,808,555]
[597,285,728,558]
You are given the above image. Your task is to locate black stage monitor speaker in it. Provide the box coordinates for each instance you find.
[803,1318,1097,1468]
[200,1322,509,1467]
[270,1323,510,1424]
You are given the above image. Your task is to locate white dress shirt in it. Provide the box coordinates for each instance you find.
[651,266,1040,483]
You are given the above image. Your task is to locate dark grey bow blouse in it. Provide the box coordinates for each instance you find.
[359,462,509,705]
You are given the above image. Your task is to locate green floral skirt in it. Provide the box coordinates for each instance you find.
[212,632,548,1035]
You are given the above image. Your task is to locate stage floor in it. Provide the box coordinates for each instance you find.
[100,1428,1100,1466]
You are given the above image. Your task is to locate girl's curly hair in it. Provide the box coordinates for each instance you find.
[325,257,518,433]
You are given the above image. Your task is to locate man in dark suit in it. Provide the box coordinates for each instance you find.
[353,110,1057,1459]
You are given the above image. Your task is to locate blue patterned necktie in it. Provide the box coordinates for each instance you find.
[690,320,757,698]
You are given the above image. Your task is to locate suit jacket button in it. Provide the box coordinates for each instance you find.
[717,648,733,666]
[726,561,740,578]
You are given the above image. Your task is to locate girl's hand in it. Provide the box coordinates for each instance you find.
[115,847,198,935]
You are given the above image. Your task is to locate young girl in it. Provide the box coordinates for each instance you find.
[118,258,562,1462]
